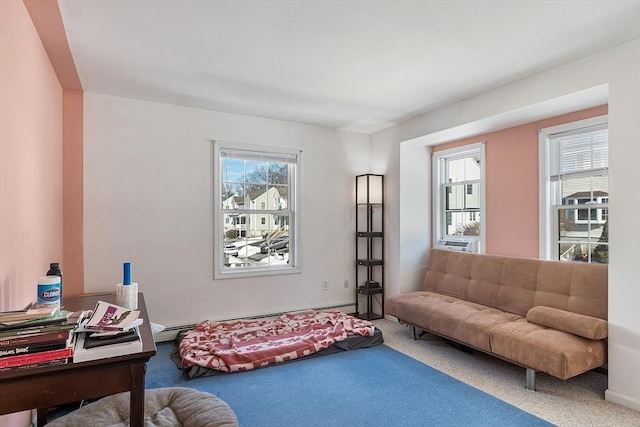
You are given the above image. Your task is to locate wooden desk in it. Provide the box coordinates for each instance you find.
[0,293,157,426]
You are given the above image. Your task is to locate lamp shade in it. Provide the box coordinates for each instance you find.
[356,174,384,204]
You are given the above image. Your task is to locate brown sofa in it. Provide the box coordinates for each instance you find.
[386,249,608,390]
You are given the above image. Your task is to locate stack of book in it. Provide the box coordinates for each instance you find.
[73,300,143,363]
[0,305,77,371]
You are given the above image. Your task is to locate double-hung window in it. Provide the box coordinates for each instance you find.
[539,115,609,263]
[214,141,301,278]
[432,143,485,251]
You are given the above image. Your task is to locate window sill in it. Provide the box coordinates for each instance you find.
[214,265,301,280]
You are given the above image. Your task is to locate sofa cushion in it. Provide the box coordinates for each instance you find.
[526,306,608,340]
[386,291,521,352]
[490,319,606,379]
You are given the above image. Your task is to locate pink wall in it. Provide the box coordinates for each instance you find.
[23,0,85,297]
[23,0,84,296]
[433,105,608,258]
[62,89,84,297]
[0,1,64,424]
[0,0,64,309]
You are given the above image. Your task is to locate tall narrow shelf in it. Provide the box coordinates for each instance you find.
[355,174,384,320]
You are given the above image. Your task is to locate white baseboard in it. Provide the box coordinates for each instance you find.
[605,388,640,412]
[153,323,196,343]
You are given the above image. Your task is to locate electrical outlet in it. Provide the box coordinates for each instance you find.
[322,280,329,291]
[344,279,350,289]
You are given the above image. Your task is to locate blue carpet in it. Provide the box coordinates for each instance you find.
[146,343,553,427]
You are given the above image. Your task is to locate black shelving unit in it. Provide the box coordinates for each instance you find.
[355,174,384,320]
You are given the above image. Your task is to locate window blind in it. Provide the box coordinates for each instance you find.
[220,147,299,164]
[549,125,608,179]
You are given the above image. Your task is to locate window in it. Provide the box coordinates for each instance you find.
[214,141,301,278]
[433,143,485,251]
[539,115,608,263]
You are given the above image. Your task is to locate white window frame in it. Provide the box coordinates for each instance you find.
[538,115,608,260]
[432,142,486,252]
[213,140,302,279]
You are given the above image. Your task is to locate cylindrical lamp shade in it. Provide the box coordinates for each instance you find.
[356,174,384,204]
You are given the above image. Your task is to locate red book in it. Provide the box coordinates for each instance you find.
[0,341,68,359]
[0,347,73,369]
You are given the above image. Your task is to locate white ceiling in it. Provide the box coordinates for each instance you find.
[58,0,640,134]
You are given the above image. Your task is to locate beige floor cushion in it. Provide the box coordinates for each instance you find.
[46,387,238,427]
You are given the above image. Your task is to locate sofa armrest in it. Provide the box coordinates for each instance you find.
[526,306,608,340]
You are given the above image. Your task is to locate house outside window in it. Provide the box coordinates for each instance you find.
[539,115,609,263]
[214,141,301,278]
[433,143,485,251]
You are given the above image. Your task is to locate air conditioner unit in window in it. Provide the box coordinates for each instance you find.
[435,238,478,253]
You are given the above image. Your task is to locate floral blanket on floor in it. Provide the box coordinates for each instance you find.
[178,310,376,373]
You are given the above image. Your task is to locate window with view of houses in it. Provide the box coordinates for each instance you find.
[214,141,301,278]
[539,116,608,263]
[433,143,485,251]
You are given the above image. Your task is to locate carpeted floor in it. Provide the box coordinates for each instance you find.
[146,341,552,427]
[373,319,640,427]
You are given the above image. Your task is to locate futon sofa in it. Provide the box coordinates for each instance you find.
[386,249,608,390]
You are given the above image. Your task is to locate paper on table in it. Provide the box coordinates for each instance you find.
[79,300,143,332]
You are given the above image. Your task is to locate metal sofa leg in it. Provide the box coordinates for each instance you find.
[525,368,536,391]
[411,325,418,340]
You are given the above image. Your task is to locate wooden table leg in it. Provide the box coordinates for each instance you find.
[37,408,47,427]
[129,362,146,427]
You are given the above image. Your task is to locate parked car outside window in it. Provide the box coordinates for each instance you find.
[224,244,239,257]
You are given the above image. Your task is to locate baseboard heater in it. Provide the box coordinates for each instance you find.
[153,302,356,343]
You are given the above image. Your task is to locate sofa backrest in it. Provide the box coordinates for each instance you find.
[423,249,608,320]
